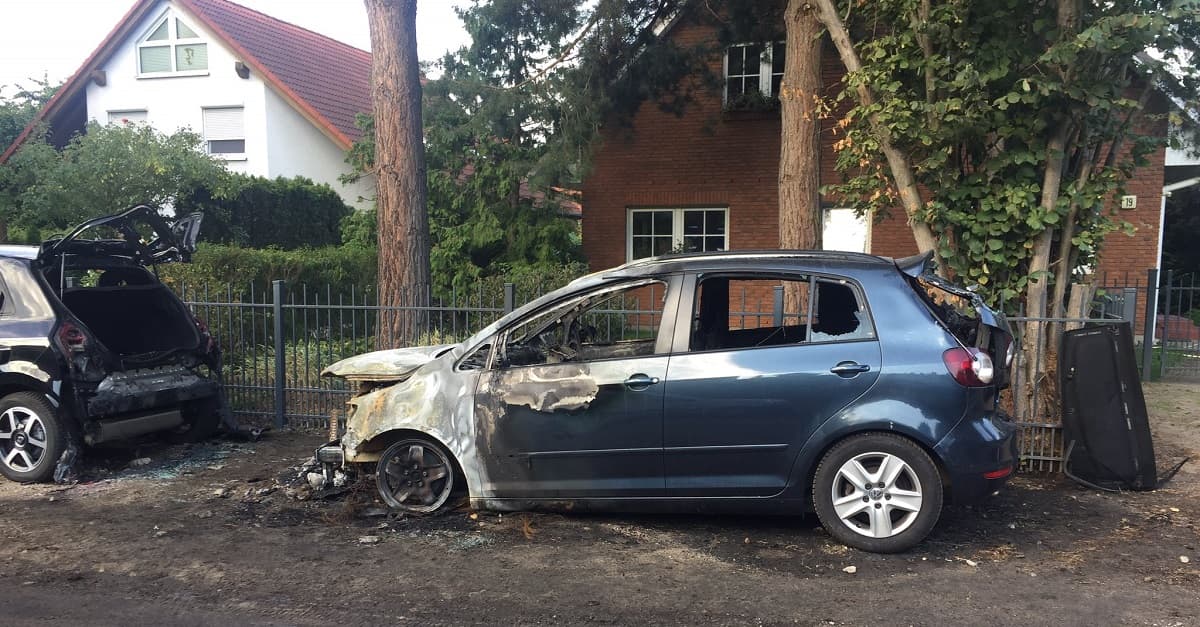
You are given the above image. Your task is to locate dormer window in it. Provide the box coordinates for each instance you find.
[724,42,785,109]
[137,12,208,76]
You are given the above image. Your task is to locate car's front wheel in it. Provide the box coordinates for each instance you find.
[0,392,66,483]
[812,433,942,553]
[376,437,457,514]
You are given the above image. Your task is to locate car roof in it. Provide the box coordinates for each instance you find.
[604,250,897,278]
[0,245,39,260]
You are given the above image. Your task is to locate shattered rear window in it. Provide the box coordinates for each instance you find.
[910,276,979,346]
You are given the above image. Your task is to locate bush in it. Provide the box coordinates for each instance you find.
[157,243,379,296]
[176,174,353,249]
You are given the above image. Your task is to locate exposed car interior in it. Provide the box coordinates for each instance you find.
[692,275,871,351]
[502,281,666,366]
[46,263,201,361]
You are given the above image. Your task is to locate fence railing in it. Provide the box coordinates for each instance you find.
[176,268,1191,470]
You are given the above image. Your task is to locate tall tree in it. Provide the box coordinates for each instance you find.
[778,0,824,253]
[807,0,1200,417]
[365,0,431,347]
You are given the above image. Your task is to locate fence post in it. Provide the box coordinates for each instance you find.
[503,282,515,314]
[1159,270,1173,380]
[272,279,286,429]
[1142,269,1159,381]
[773,285,784,327]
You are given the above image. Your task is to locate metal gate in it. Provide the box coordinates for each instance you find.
[1157,270,1200,379]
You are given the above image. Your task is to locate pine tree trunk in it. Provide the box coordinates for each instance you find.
[778,0,823,255]
[366,0,431,348]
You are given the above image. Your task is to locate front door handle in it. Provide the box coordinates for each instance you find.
[830,361,871,378]
[624,373,661,390]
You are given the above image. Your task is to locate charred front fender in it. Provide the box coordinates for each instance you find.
[338,357,485,499]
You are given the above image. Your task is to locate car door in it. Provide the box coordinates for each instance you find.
[662,272,881,496]
[474,276,679,499]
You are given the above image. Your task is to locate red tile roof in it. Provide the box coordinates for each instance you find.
[179,0,372,146]
[2,0,372,162]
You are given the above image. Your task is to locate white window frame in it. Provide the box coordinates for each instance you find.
[627,207,729,263]
[723,41,785,106]
[202,106,246,161]
[106,109,148,125]
[136,10,210,77]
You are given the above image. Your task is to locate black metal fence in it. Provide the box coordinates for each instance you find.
[1155,270,1200,380]
[175,267,1192,469]
[181,281,521,430]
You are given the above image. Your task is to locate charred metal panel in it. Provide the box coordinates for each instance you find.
[1060,324,1157,490]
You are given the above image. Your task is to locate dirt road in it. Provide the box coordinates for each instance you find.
[1,383,1197,626]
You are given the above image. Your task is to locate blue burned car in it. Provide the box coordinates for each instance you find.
[318,251,1017,552]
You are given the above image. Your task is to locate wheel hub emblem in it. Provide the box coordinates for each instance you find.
[12,431,27,448]
[868,487,884,500]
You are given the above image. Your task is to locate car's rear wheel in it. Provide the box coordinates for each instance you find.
[813,433,942,553]
[376,438,457,514]
[0,392,66,483]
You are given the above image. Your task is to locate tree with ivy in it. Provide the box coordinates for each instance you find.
[803,0,1200,415]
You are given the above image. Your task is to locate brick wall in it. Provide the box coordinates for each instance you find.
[582,15,1167,282]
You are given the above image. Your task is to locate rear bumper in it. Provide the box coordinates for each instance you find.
[934,410,1019,503]
[86,366,220,416]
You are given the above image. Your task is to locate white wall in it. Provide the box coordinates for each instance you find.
[85,0,375,209]
[86,1,267,177]
[263,86,375,210]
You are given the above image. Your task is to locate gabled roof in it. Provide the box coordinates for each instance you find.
[1,0,372,162]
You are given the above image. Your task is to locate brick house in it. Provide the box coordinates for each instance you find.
[581,12,1167,284]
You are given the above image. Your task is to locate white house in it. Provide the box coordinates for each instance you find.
[2,0,375,209]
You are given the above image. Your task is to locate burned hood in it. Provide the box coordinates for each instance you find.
[321,344,457,382]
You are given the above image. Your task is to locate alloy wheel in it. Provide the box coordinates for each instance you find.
[830,451,923,539]
[377,440,455,513]
[0,406,50,473]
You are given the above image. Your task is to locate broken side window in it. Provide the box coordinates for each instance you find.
[810,279,874,343]
[501,280,668,367]
[691,274,873,351]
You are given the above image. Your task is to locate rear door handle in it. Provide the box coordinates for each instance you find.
[624,373,660,390]
[830,361,871,377]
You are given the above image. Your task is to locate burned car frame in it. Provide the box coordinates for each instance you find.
[0,205,227,483]
[319,251,1017,552]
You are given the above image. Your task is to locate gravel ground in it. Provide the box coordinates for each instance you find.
[0,382,1197,626]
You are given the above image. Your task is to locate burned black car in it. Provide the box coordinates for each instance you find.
[0,205,225,482]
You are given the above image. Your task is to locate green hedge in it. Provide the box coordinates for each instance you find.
[158,243,379,296]
[158,243,589,302]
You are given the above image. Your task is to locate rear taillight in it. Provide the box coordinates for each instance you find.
[56,321,89,353]
[942,347,995,387]
[195,316,215,353]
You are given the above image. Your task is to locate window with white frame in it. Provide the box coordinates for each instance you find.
[628,208,728,261]
[724,42,785,105]
[202,107,245,157]
[107,109,147,125]
[137,11,209,75]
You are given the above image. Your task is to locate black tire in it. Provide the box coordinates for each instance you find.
[0,392,67,483]
[166,397,221,444]
[376,437,457,514]
[812,432,943,553]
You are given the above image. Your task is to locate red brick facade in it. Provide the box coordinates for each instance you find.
[582,16,1166,284]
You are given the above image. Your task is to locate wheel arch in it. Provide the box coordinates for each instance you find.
[795,428,951,508]
[360,428,467,493]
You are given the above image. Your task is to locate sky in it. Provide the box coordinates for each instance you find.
[0,0,471,95]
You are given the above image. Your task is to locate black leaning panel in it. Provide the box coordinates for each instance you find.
[1059,323,1157,490]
